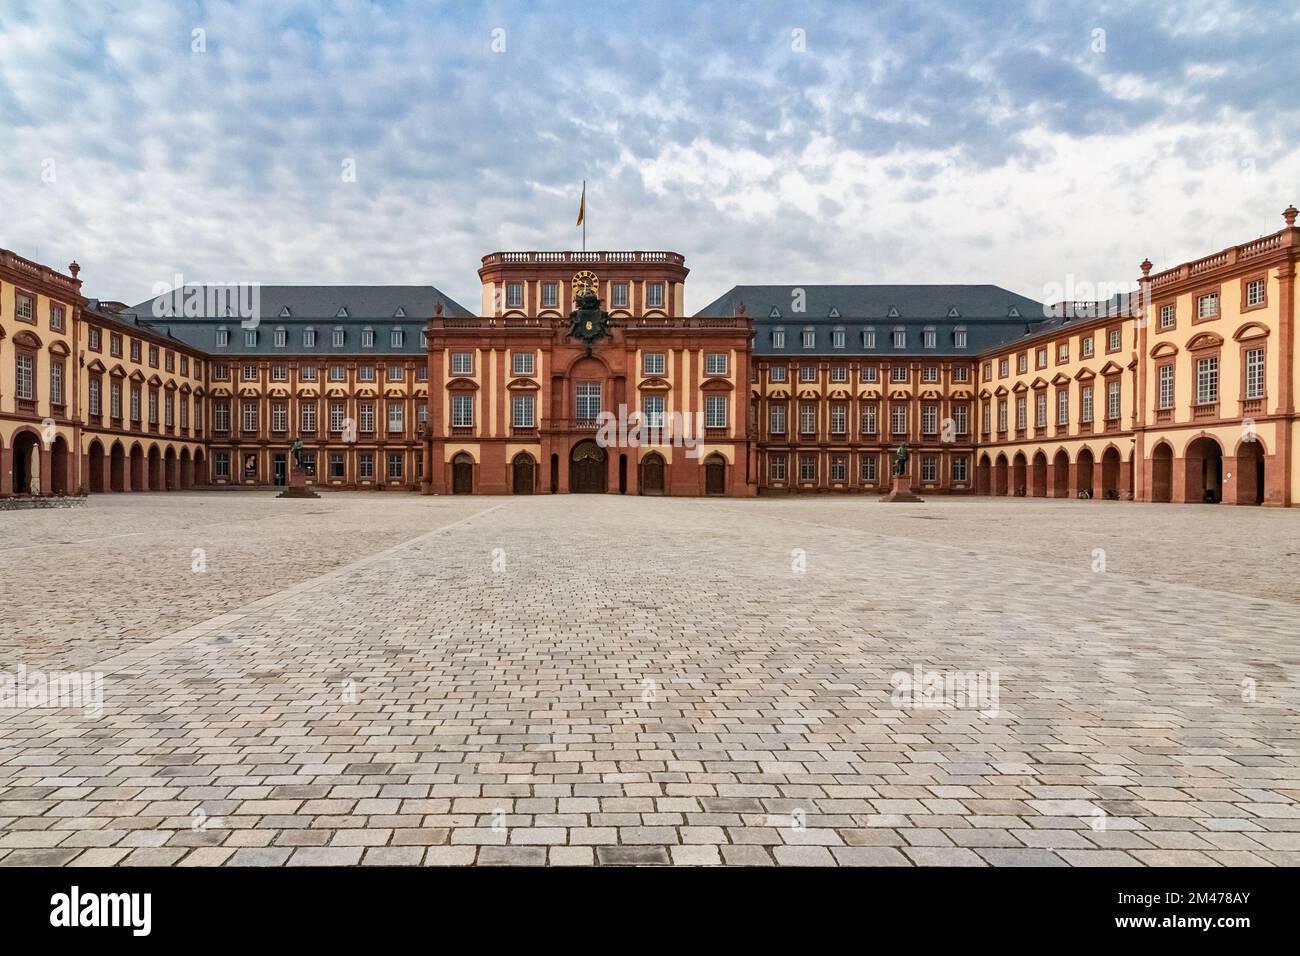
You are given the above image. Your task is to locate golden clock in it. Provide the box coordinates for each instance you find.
[572,270,599,297]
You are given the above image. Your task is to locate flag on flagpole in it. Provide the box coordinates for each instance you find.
[575,181,585,226]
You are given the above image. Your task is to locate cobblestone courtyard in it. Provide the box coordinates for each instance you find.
[1,492,1298,866]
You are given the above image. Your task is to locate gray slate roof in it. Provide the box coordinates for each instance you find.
[123,285,472,357]
[697,284,1051,356]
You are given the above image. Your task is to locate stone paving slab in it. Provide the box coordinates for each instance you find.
[1,493,1299,866]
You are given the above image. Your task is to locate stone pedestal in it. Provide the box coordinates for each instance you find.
[276,465,320,499]
[880,470,924,503]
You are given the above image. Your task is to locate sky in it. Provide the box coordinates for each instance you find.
[1,0,1298,313]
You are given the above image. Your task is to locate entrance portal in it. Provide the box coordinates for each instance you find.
[570,440,607,493]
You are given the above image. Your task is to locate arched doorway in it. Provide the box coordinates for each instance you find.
[11,430,40,494]
[130,444,145,490]
[512,453,535,494]
[1184,436,1222,503]
[1101,447,1121,500]
[147,445,162,491]
[1030,452,1047,497]
[193,449,206,485]
[704,454,726,496]
[1076,448,1095,498]
[1150,442,1173,502]
[1235,439,1265,505]
[549,453,559,494]
[51,436,69,496]
[111,442,126,491]
[570,440,606,493]
[993,454,1008,496]
[452,453,474,494]
[164,447,178,491]
[180,448,192,490]
[1051,450,1069,498]
[1012,452,1027,496]
[89,440,105,493]
[976,454,991,495]
[640,452,665,495]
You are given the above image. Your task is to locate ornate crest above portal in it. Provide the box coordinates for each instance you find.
[568,270,612,354]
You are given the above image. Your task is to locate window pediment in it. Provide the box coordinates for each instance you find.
[635,377,670,392]
[446,377,479,392]
[1232,321,1270,342]
[1186,332,1224,352]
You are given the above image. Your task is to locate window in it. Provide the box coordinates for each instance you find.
[800,402,817,435]
[451,394,474,428]
[769,403,786,434]
[50,361,65,406]
[242,401,257,432]
[1158,366,1174,409]
[771,328,785,348]
[892,329,906,349]
[243,364,258,381]
[831,366,847,383]
[512,394,535,428]
[1081,336,1094,358]
[1107,380,1121,420]
[329,452,345,479]
[1245,278,1266,308]
[215,452,230,480]
[952,366,969,383]
[832,329,845,350]
[705,352,728,375]
[802,328,815,349]
[359,328,374,348]
[830,455,847,482]
[1058,389,1070,424]
[451,352,473,375]
[1036,347,1047,369]
[890,365,908,383]
[891,404,907,435]
[575,382,601,420]
[1107,327,1122,352]
[642,352,664,376]
[921,456,938,482]
[646,282,664,308]
[50,304,65,331]
[609,283,628,308]
[387,365,403,382]
[954,328,967,349]
[921,404,937,435]
[1245,347,1265,400]
[830,403,846,434]
[997,399,1007,432]
[769,454,787,482]
[332,328,345,347]
[390,328,403,348]
[1035,392,1047,427]
[861,453,878,483]
[359,452,374,480]
[179,395,189,428]
[329,401,346,432]
[329,365,345,382]
[515,352,536,375]
[1196,292,1220,320]
[358,365,375,382]
[541,282,558,308]
[89,377,101,415]
[301,365,317,381]
[861,365,878,383]
[214,399,230,432]
[416,366,427,382]
[922,366,938,383]
[923,329,937,349]
[800,365,816,383]
[301,402,317,433]
[953,403,968,436]
[388,453,404,480]
[1159,304,1176,329]
[1057,343,1069,363]
[147,389,158,425]
[863,328,877,349]
[861,403,878,435]
[1081,385,1094,423]
[271,365,287,381]
[15,353,35,401]
[110,332,123,357]
[388,403,404,433]
[999,358,1009,378]
[1016,396,1027,429]
[272,402,287,432]
[15,292,35,321]
[130,339,141,363]
[130,385,141,422]
[506,283,523,308]
[1017,353,1028,374]
[799,454,817,483]
[705,395,727,429]
[165,350,174,372]
[1196,356,1218,405]
[643,394,665,429]
[359,402,375,434]
[274,327,286,347]
[180,355,189,375]
[303,327,316,347]
[952,456,968,483]
[982,402,991,435]
[89,326,101,350]
[243,329,256,347]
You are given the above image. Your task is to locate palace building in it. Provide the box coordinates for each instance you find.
[1,205,1297,505]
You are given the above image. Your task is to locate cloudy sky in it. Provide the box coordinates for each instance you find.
[1,0,1297,312]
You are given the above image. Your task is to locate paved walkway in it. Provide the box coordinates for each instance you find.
[1,493,1298,866]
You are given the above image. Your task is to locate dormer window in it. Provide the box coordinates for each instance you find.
[390,328,403,348]
[274,327,286,348]
[802,327,815,349]
[361,327,374,348]
[863,327,877,349]
[303,327,316,347]
[892,327,906,349]
[832,328,845,349]
[954,327,968,349]
[216,327,229,347]
[333,327,345,347]
[923,327,936,349]
[771,327,785,348]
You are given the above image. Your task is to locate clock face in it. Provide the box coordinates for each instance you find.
[572,270,599,297]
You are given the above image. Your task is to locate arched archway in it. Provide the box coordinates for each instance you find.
[1234,438,1265,505]
[129,443,145,490]
[147,445,162,491]
[704,453,726,496]
[569,440,606,493]
[976,454,991,495]
[1184,436,1223,503]
[1100,447,1121,500]
[51,436,70,496]
[640,452,666,495]
[1051,450,1069,498]
[89,440,106,493]
[1076,447,1095,499]
[1011,452,1027,496]
[180,448,192,490]
[1150,442,1173,502]
[192,449,206,485]
[111,442,126,492]
[452,452,474,494]
[1030,452,1047,497]
[511,452,535,494]
[164,447,178,491]
[11,430,41,494]
[993,454,1008,496]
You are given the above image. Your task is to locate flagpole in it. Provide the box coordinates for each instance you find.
[582,179,586,252]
